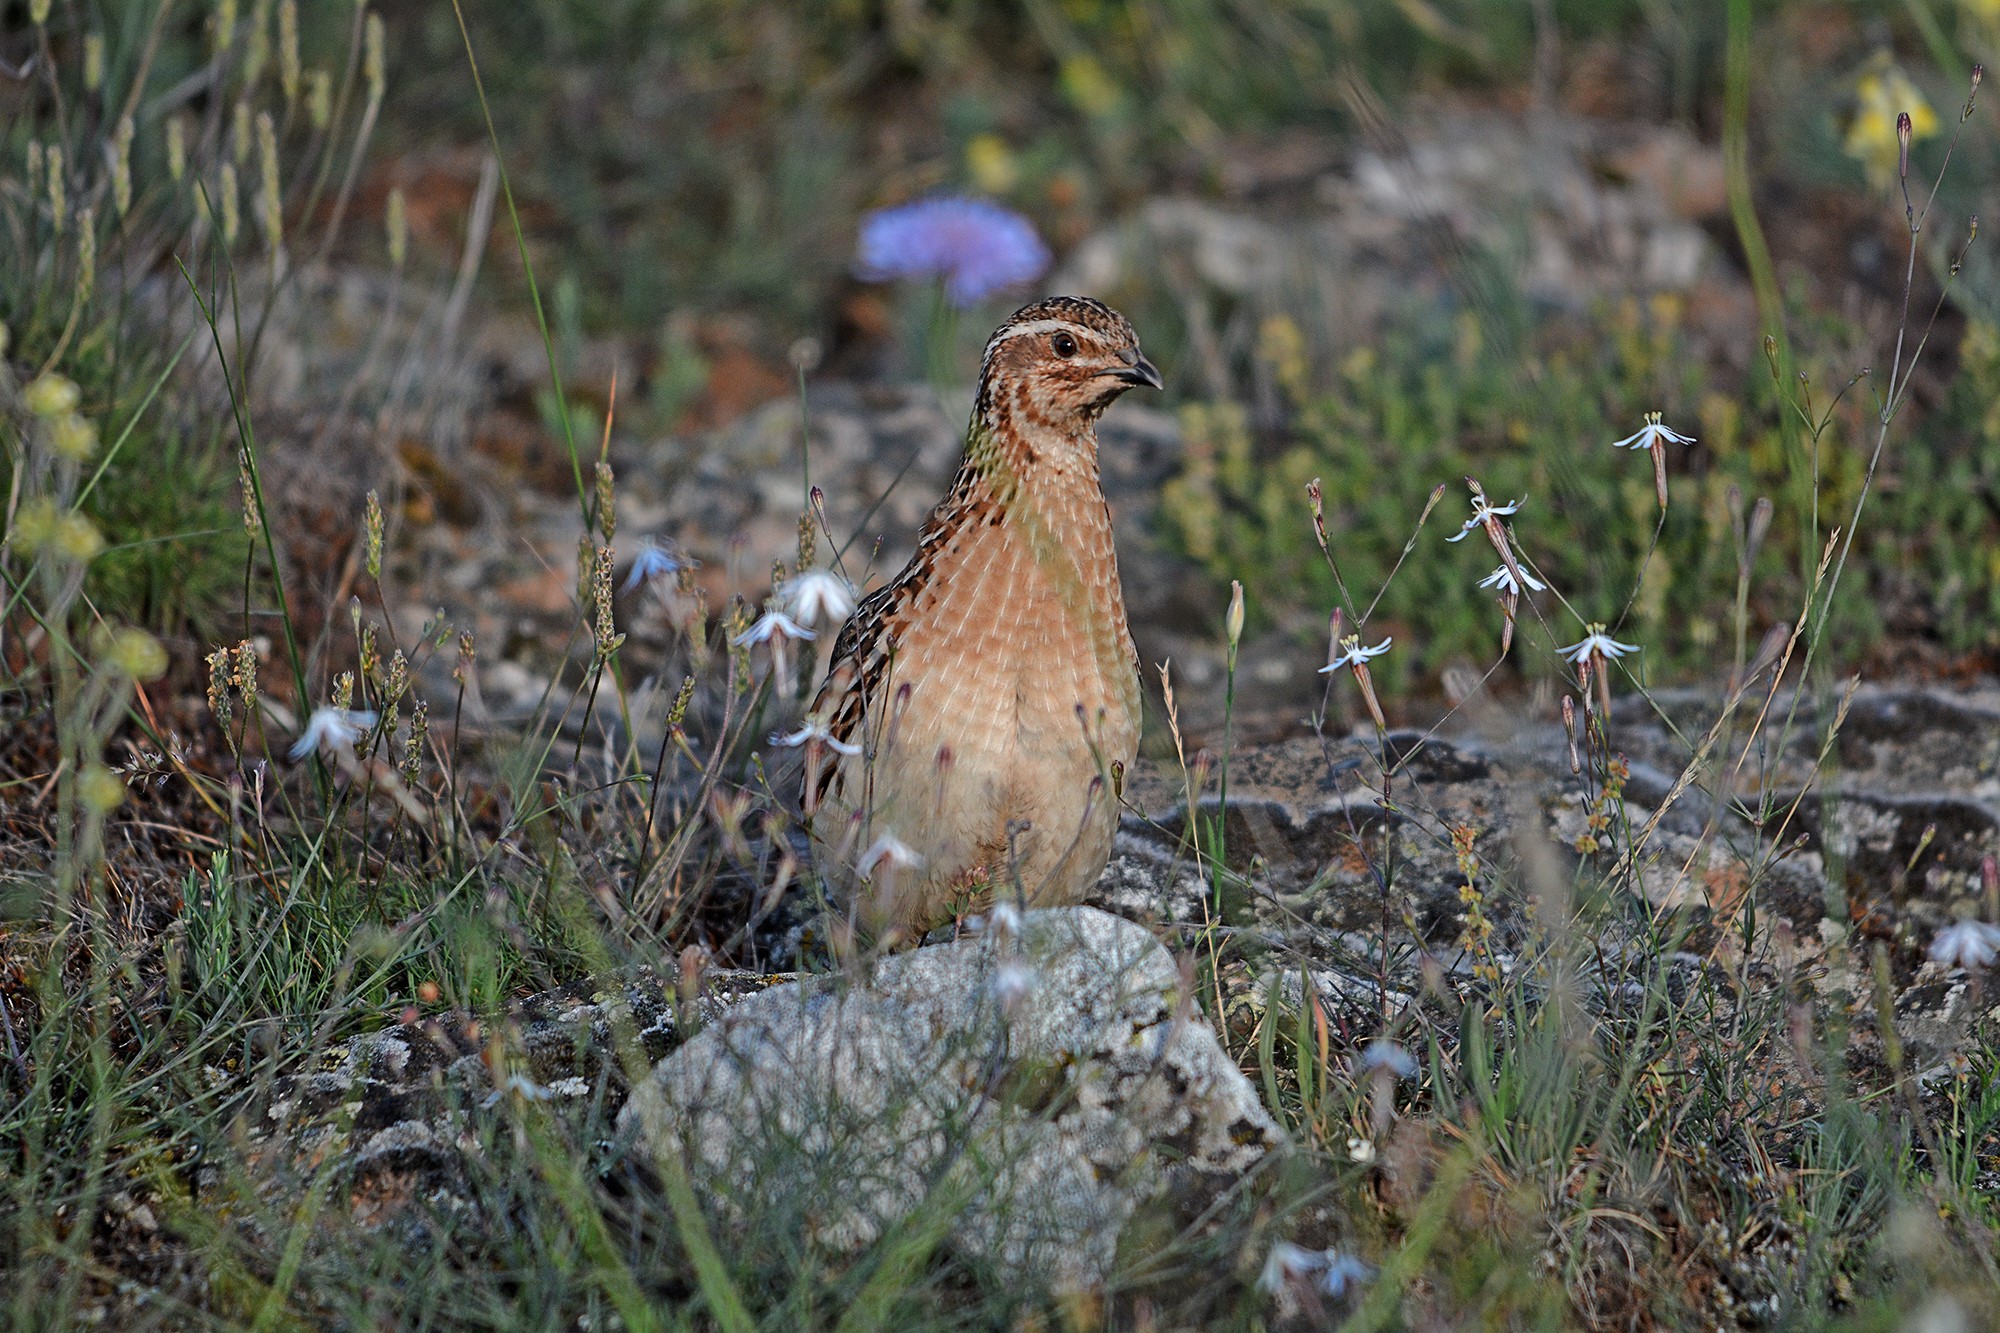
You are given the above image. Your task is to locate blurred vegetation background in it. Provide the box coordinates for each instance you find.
[8,0,2000,682]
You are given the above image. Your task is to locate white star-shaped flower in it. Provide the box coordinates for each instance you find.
[780,568,856,626]
[620,537,692,593]
[770,718,862,755]
[1258,1242,1375,1298]
[733,607,816,647]
[1610,411,1696,451]
[1357,1039,1417,1079]
[1559,627,1641,664]
[1259,1242,1321,1295]
[990,959,1037,1010]
[1929,919,2000,970]
[986,899,1024,935]
[1321,1254,1375,1298]
[287,707,378,761]
[857,832,923,879]
[1445,495,1523,542]
[1476,565,1546,595]
[1318,635,1393,674]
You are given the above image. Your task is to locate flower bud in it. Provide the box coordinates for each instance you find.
[1897,111,1913,181]
[107,628,169,681]
[30,0,50,24]
[1225,579,1244,652]
[54,512,106,564]
[12,498,59,553]
[83,34,104,93]
[80,764,126,814]
[47,412,98,461]
[23,373,80,418]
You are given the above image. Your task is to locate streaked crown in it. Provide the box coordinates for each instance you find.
[973,296,1161,432]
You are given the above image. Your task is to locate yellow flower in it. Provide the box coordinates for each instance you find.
[965,133,1019,195]
[1845,62,1940,189]
[1060,55,1122,119]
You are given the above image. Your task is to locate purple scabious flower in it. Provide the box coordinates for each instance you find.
[855,197,1050,307]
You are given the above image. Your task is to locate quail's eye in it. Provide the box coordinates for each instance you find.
[1051,332,1077,358]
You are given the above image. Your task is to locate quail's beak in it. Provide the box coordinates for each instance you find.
[1103,353,1163,391]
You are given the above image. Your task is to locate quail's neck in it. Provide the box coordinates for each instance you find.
[964,402,1106,522]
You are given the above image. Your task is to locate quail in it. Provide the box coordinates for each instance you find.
[805,296,1161,938]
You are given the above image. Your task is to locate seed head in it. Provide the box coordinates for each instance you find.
[212,0,238,55]
[206,649,233,725]
[364,489,383,580]
[219,162,241,247]
[256,112,282,252]
[365,14,386,105]
[76,210,96,304]
[279,0,300,107]
[307,69,332,129]
[166,116,187,184]
[239,458,262,533]
[112,117,135,218]
[594,460,617,542]
[383,649,409,735]
[386,188,407,267]
[233,641,259,713]
[46,145,65,236]
[401,697,428,786]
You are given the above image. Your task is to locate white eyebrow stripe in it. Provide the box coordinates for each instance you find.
[982,319,1099,355]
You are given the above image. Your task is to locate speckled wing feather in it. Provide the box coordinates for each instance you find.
[807,456,1004,812]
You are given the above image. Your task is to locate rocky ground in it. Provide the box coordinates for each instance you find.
[211,673,2000,1319]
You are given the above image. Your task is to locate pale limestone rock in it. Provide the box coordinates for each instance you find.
[619,906,1281,1288]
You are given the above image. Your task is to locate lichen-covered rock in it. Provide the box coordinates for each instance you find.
[618,906,1282,1289]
